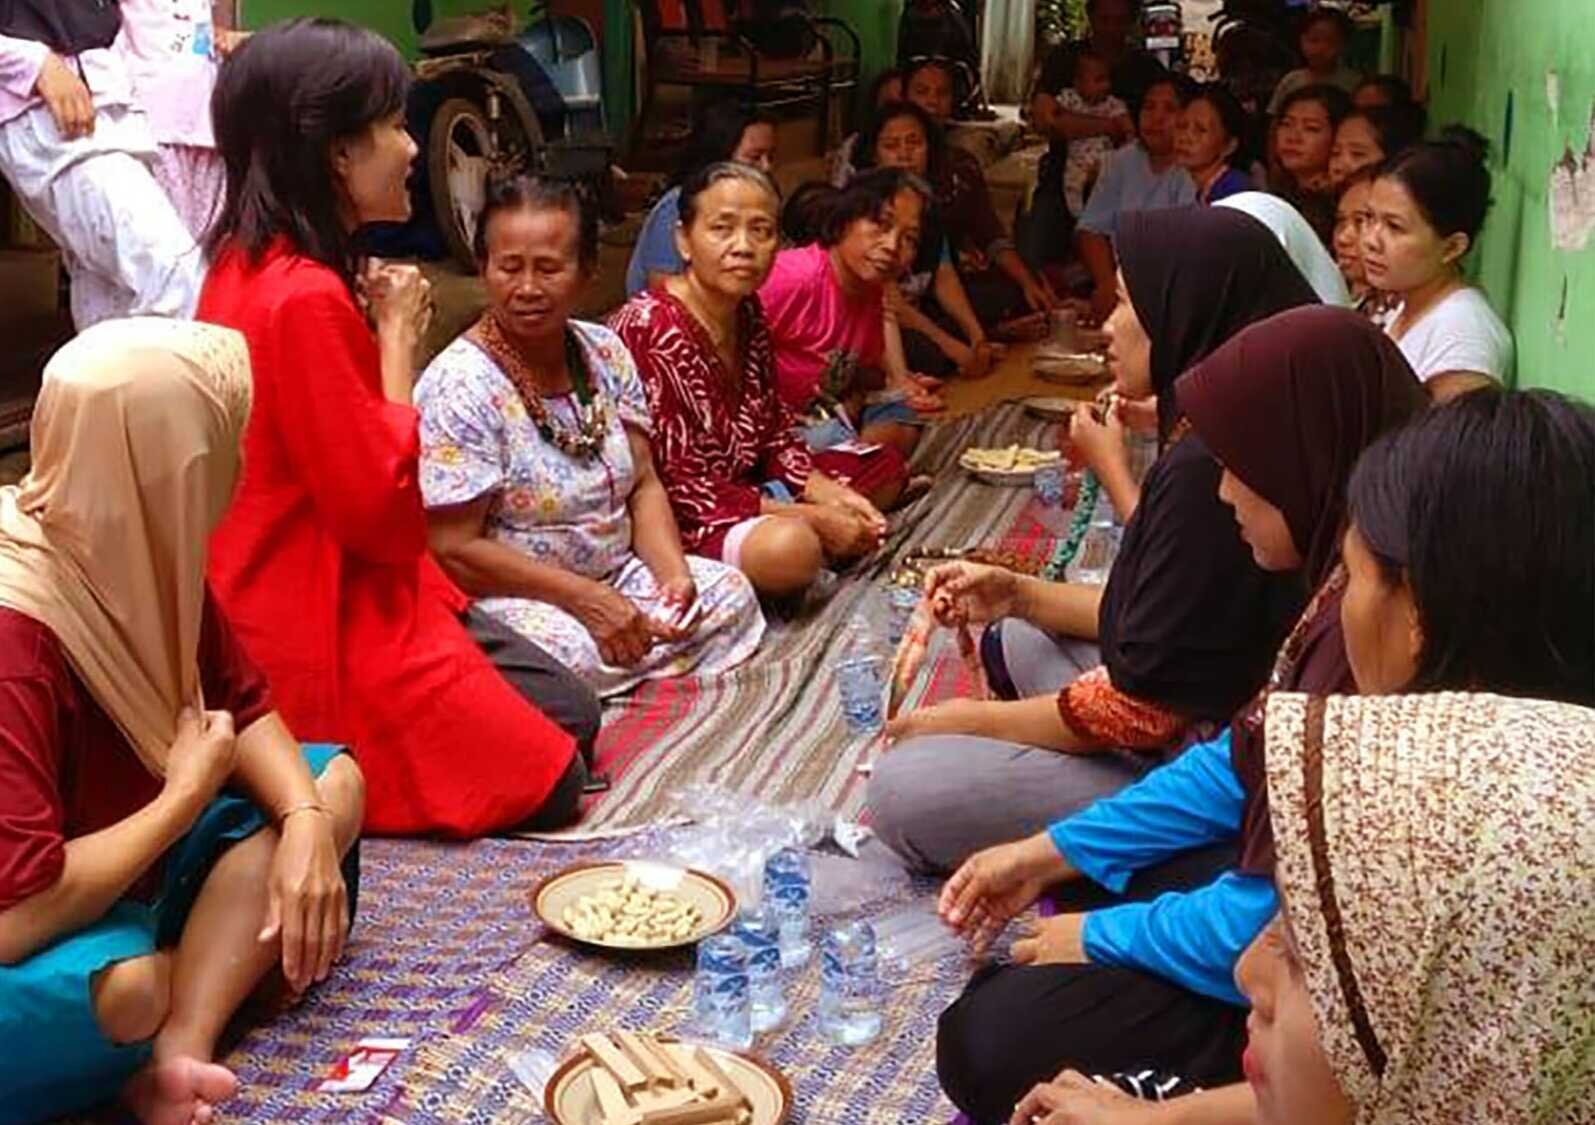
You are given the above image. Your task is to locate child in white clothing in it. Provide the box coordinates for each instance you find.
[1059,50,1130,216]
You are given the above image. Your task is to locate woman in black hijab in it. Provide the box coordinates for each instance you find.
[870,206,1320,877]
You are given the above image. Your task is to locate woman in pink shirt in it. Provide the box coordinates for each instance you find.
[759,167,932,510]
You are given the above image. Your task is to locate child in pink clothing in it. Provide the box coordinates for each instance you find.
[116,0,245,239]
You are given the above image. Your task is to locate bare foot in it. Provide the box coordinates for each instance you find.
[123,1056,238,1125]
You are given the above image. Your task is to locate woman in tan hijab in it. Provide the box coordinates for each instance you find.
[0,319,365,1125]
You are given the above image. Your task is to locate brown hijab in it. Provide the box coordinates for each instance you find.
[1175,307,1428,873]
[0,318,253,775]
[1177,305,1428,590]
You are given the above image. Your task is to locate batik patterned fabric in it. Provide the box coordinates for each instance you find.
[1056,663,1188,751]
[607,289,812,555]
[416,319,764,697]
[1265,691,1595,1124]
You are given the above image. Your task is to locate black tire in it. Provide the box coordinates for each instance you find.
[428,96,497,269]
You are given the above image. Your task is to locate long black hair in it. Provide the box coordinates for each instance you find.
[207,18,412,288]
[1347,388,1595,703]
[669,99,775,188]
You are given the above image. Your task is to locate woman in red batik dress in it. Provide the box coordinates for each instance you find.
[609,161,888,599]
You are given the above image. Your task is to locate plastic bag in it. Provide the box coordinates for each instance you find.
[807,852,911,916]
[650,784,829,907]
[873,900,971,978]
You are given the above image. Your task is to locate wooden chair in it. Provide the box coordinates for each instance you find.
[631,0,860,153]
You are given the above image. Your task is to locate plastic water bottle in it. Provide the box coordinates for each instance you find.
[730,905,787,1032]
[691,933,752,1049]
[834,619,885,736]
[762,848,812,968]
[884,583,921,645]
[819,919,882,1046]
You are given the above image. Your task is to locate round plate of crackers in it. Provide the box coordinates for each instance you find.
[959,444,1062,485]
[531,861,737,951]
[546,1031,790,1125]
[1031,347,1109,385]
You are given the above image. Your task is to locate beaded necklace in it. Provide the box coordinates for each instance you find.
[470,313,611,459]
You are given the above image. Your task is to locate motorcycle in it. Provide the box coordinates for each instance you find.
[409,1,612,268]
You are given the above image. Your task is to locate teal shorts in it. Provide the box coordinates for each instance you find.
[0,744,352,1125]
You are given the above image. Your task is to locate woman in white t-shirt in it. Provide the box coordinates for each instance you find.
[1362,125,1513,400]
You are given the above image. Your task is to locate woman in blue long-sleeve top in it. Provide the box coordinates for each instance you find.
[931,307,1429,1124]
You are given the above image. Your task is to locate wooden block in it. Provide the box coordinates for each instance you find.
[581,1033,649,1091]
[692,1049,748,1110]
[635,1034,692,1088]
[616,1031,679,1088]
[638,1092,746,1125]
[673,1047,721,1098]
[590,1068,643,1125]
[632,1085,697,1112]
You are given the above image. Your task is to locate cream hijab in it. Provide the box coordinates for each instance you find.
[1217,191,1352,308]
[1266,691,1595,1124]
[0,318,253,776]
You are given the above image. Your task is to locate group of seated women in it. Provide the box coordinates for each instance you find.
[0,13,1590,1125]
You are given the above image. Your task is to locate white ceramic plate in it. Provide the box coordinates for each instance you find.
[545,1039,791,1125]
[530,860,736,952]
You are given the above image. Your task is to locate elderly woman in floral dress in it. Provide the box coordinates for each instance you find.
[417,177,764,696]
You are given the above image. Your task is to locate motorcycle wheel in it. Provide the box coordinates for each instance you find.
[429,96,497,269]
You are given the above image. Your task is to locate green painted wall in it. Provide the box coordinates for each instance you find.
[1423,1,1595,398]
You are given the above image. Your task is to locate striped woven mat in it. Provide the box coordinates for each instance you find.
[546,404,1066,839]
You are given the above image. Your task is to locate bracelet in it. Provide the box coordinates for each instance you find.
[277,800,330,827]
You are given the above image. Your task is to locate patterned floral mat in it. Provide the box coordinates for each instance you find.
[389,860,965,1125]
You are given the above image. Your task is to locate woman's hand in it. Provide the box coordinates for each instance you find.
[1011,912,1090,966]
[260,810,348,994]
[652,573,700,640]
[939,833,1068,950]
[1113,394,1159,436]
[365,260,433,347]
[1020,271,1059,313]
[163,709,238,813]
[906,372,948,413]
[884,697,994,745]
[957,247,990,274]
[1087,282,1118,328]
[1068,402,1127,479]
[214,28,251,58]
[35,51,95,139]
[958,341,996,379]
[808,505,878,560]
[923,561,1026,627]
[1010,1071,1150,1125]
[572,581,657,666]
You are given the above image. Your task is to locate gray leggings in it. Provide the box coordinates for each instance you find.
[868,619,1151,874]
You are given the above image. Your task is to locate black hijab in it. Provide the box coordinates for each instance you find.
[1094,206,1321,723]
[1116,207,1321,440]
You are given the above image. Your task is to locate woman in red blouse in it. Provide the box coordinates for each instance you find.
[197,20,588,838]
[609,163,888,597]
